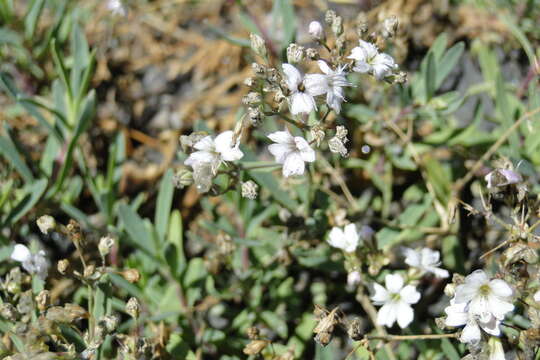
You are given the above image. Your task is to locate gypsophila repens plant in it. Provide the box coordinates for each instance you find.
[3,1,540,359]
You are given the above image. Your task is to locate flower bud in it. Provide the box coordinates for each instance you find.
[243,77,255,87]
[126,297,140,319]
[173,167,194,189]
[250,33,267,58]
[331,15,343,37]
[286,43,305,64]
[57,259,70,275]
[241,181,259,200]
[247,326,260,340]
[251,62,266,76]
[347,318,363,340]
[83,264,96,278]
[37,215,56,234]
[121,269,141,283]
[98,235,115,257]
[347,271,362,287]
[328,136,348,157]
[324,10,336,26]
[308,21,324,40]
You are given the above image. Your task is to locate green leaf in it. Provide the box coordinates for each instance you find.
[51,39,73,101]
[249,172,298,210]
[271,0,296,50]
[260,310,288,338]
[0,133,34,183]
[182,258,207,288]
[118,203,157,257]
[495,74,519,157]
[155,169,174,243]
[2,178,47,227]
[24,0,45,40]
[436,42,464,89]
[441,338,461,360]
[166,210,186,274]
[425,51,436,101]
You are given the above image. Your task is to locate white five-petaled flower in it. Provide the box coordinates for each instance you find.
[371,273,421,328]
[348,40,397,79]
[453,270,514,323]
[444,299,501,344]
[327,223,360,253]
[403,247,449,278]
[184,131,243,174]
[267,129,315,177]
[304,60,351,114]
[11,244,49,280]
[282,63,319,115]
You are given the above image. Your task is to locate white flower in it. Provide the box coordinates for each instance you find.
[107,0,126,16]
[282,64,317,115]
[348,40,397,79]
[485,169,522,189]
[184,131,243,174]
[371,273,421,328]
[327,223,360,253]
[308,21,324,40]
[444,299,501,344]
[403,247,449,278]
[304,61,351,114]
[534,289,540,302]
[11,244,49,280]
[267,129,315,177]
[453,270,514,323]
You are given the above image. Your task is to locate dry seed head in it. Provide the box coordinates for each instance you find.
[306,48,319,60]
[37,215,56,235]
[243,340,269,355]
[314,331,332,346]
[241,181,259,200]
[382,15,398,38]
[324,10,336,26]
[36,290,51,312]
[243,77,254,87]
[83,264,96,278]
[98,235,115,257]
[0,303,18,321]
[121,269,141,283]
[251,62,266,76]
[247,326,260,340]
[247,107,262,125]
[242,92,262,106]
[100,314,120,333]
[126,297,140,319]
[331,15,344,37]
[57,259,69,275]
[347,317,363,340]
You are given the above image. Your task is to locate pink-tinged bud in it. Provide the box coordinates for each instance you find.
[485,169,522,188]
[347,271,362,287]
[309,21,325,40]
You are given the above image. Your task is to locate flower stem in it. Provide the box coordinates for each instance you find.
[365,333,459,341]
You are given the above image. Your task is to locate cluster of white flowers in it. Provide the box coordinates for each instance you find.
[371,273,421,328]
[444,270,514,344]
[11,244,49,280]
[106,0,127,16]
[184,130,244,173]
[267,129,315,177]
[403,247,449,278]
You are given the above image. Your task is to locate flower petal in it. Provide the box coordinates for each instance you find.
[294,137,315,163]
[11,244,31,262]
[327,227,346,250]
[304,74,328,97]
[489,279,513,298]
[317,60,332,75]
[400,285,421,304]
[444,303,468,327]
[268,143,290,164]
[290,92,316,115]
[282,152,305,177]
[193,136,215,151]
[460,321,481,344]
[268,130,293,144]
[371,282,389,304]
[385,273,404,293]
[377,303,397,328]
[282,63,302,91]
[343,224,359,252]
[396,302,414,328]
[403,247,421,267]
